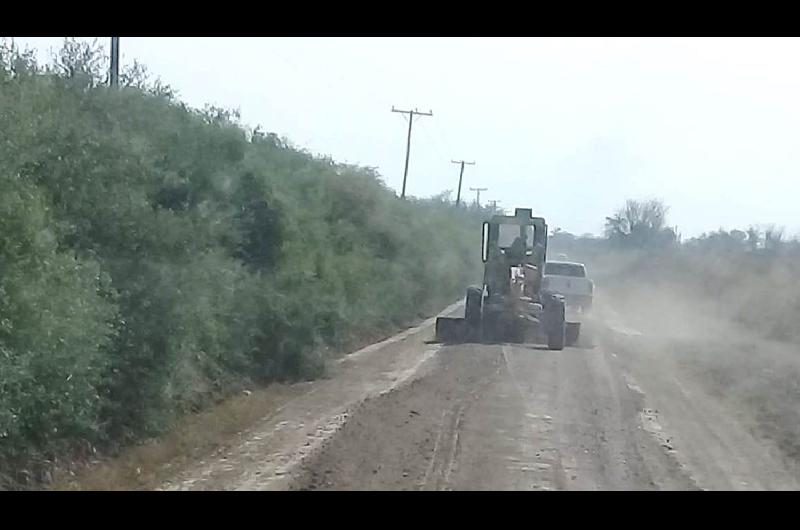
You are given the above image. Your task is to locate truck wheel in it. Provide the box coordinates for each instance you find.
[565,322,580,347]
[546,298,566,351]
[548,322,565,350]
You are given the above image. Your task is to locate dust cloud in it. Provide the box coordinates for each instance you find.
[578,249,800,476]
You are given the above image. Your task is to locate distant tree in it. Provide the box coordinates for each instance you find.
[431,190,453,204]
[51,38,107,88]
[0,38,39,78]
[120,59,175,99]
[764,225,785,254]
[604,199,676,249]
[687,228,749,253]
[549,228,576,246]
[730,229,746,241]
[746,226,761,252]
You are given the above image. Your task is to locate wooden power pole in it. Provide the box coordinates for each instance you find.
[470,187,487,207]
[110,37,120,87]
[451,160,475,207]
[391,106,432,199]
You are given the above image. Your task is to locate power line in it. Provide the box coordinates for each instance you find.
[432,119,457,165]
[391,106,433,199]
[416,120,456,199]
[451,160,475,207]
[416,119,447,165]
[470,187,487,207]
[417,121,458,200]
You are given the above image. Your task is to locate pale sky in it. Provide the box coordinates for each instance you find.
[12,37,800,238]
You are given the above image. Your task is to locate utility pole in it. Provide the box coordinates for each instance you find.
[451,160,475,207]
[391,106,433,199]
[109,37,120,87]
[488,199,501,212]
[470,187,487,207]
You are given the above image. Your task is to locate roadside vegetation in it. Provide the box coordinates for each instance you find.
[0,39,487,488]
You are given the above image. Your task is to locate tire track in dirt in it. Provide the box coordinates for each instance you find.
[288,345,506,491]
[500,345,568,490]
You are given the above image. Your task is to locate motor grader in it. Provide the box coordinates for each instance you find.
[435,208,580,349]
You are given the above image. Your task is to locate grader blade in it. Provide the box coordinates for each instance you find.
[435,317,467,344]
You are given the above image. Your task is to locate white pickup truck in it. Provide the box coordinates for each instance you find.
[542,260,593,312]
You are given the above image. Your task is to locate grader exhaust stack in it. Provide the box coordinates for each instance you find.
[435,208,579,349]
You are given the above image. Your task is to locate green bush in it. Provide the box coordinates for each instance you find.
[0,39,486,484]
[0,172,117,482]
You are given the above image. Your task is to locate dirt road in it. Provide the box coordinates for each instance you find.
[161,298,800,491]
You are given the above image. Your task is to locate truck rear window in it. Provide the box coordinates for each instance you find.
[545,263,586,277]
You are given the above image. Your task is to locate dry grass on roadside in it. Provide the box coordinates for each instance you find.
[48,383,308,491]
